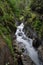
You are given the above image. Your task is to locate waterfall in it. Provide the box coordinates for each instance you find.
[15,23,41,65]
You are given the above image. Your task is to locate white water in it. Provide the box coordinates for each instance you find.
[15,23,40,65]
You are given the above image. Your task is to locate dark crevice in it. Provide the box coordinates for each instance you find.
[17,55,23,65]
[33,38,41,49]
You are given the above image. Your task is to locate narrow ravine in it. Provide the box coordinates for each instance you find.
[15,23,41,65]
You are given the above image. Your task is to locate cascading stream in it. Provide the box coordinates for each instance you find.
[15,23,41,65]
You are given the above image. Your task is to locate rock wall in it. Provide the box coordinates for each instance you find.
[38,45,43,64]
[0,36,14,65]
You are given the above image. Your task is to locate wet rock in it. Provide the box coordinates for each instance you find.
[12,35,36,65]
[17,55,23,65]
[21,48,25,52]
[21,54,36,65]
[15,41,36,65]
[38,45,43,64]
[18,33,23,36]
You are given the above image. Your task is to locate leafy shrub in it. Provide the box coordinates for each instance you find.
[30,0,43,14]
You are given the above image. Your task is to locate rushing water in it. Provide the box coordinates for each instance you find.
[15,23,41,65]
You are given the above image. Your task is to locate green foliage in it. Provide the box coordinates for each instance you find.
[30,0,43,14]
[39,24,43,39]
[0,24,9,34]
[0,0,17,32]
[7,0,30,19]
[30,0,43,39]
[0,26,14,55]
[0,0,43,54]
[32,19,41,31]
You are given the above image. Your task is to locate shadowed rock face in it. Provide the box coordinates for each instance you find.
[21,54,35,65]
[33,38,41,49]
[0,36,14,65]
[38,45,43,64]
